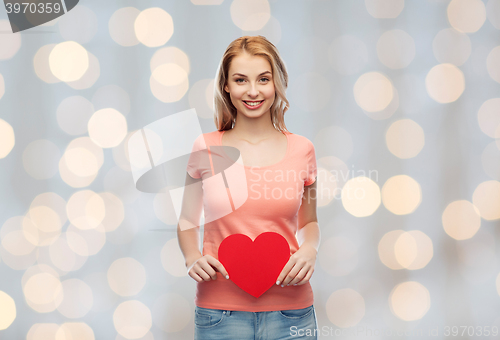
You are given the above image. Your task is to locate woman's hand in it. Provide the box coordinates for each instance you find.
[186,255,230,283]
[276,244,317,287]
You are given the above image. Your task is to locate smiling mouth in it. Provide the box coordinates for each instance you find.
[243,100,264,106]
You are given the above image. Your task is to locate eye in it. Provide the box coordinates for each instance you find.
[235,78,245,83]
[260,77,270,82]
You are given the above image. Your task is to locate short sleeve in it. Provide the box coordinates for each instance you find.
[304,139,317,186]
[186,134,205,179]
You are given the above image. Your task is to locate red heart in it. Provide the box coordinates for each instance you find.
[218,232,290,298]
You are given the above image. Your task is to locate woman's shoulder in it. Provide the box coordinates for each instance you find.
[287,131,314,150]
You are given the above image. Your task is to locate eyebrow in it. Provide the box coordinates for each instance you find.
[232,71,271,77]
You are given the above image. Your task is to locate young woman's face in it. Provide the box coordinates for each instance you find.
[224,53,275,120]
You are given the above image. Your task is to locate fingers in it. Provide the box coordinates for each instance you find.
[276,260,295,286]
[187,256,217,282]
[296,269,313,286]
[207,257,230,279]
[288,266,309,285]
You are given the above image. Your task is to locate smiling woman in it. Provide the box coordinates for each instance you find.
[177,35,320,340]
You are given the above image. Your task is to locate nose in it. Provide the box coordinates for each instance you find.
[246,82,259,97]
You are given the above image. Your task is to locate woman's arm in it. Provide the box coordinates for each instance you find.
[177,163,230,282]
[177,173,204,268]
[297,179,320,253]
[276,178,320,287]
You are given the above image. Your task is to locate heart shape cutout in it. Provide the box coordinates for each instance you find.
[218,232,290,298]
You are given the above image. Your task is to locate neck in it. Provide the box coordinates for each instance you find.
[231,110,280,141]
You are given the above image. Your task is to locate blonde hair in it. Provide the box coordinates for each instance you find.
[213,35,290,133]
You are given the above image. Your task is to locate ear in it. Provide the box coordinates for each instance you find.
[224,84,229,93]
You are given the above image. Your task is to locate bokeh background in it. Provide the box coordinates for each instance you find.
[1,0,500,339]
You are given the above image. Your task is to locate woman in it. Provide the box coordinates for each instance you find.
[177,35,320,340]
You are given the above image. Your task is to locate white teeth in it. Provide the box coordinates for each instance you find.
[244,100,263,106]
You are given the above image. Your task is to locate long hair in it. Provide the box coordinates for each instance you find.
[213,35,290,133]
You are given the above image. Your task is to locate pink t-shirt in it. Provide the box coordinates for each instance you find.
[186,129,317,312]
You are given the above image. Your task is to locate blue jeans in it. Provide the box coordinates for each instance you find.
[194,304,318,340]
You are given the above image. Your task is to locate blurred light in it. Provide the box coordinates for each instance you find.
[108,258,147,296]
[113,300,152,338]
[152,63,188,86]
[447,0,486,33]
[379,230,406,270]
[377,29,416,69]
[58,5,98,44]
[29,205,62,234]
[151,293,191,332]
[394,231,433,269]
[92,84,131,117]
[109,7,140,47]
[135,8,174,47]
[0,20,22,60]
[0,291,16,330]
[354,72,394,112]
[477,98,500,138]
[150,46,190,75]
[22,139,60,180]
[191,0,223,4]
[57,96,95,136]
[342,176,381,217]
[432,28,471,66]
[472,180,500,220]
[23,272,63,313]
[1,216,38,256]
[486,46,500,84]
[57,279,93,318]
[56,323,95,340]
[150,70,189,103]
[112,131,135,172]
[105,209,140,245]
[328,35,369,76]
[49,234,81,272]
[318,236,358,276]
[487,0,500,29]
[385,119,425,159]
[230,0,270,31]
[382,175,422,215]
[65,147,99,177]
[482,141,500,180]
[389,281,430,321]
[316,166,338,207]
[59,156,98,188]
[66,51,101,90]
[88,108,128,148]
[99,192,125,232]
[318,155,350,191]
[0,119,15,159]
[188,79,215,119]
[67,190,106,230]
[27,323,59,340]
[293,72,330,112]
[34,44,61,84]
[365,0,404,18]
[49,41,89,82]
[425,63,465,103]
[66,223,106,256]
[325,288,365,328]
[161,238,187,277]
